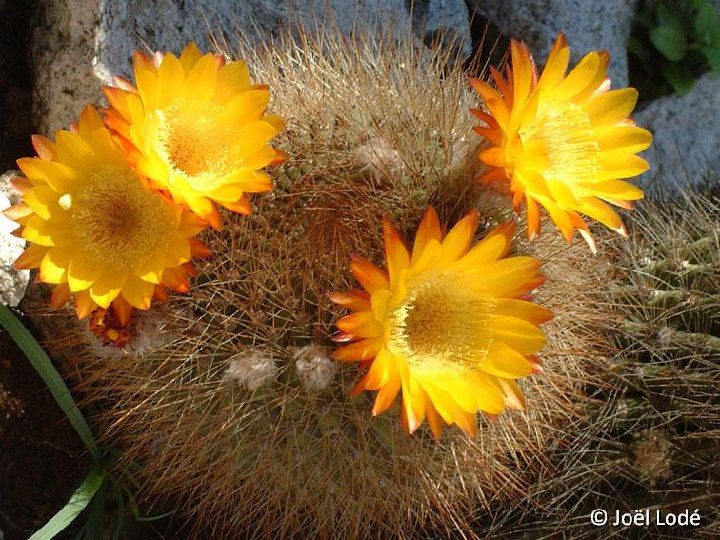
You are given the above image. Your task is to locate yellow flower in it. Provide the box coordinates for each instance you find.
[6,105,209,325]
[470,34,653,253]
[103,42,285,229]
[329,209,552,439]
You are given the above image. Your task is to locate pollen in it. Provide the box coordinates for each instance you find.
[388,271,496,372]
[72,165,176,269]
[154,100,233,187]
[519,101,600,186]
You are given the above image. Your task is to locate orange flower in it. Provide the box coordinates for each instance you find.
[471,34,653,253]
[104,43,285,229]
[6,106,209,325]
[330,208,552,439]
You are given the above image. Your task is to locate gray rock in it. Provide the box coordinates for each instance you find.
[0,170,29,307]
[31,0,100,136]
[95,0,400,78]
[467,0,639,87]
[635,73,720,193]
[95,0,471,78]
[32,0,470,134]
[410,0,472,55]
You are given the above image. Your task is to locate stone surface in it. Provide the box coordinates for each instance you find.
[411,0,472,54]
[635,73,720,192]
[466,0,639,87]
[95,0,471,78]
[0,171,29,307]
[32,0,471,134]
[31,0,100,135]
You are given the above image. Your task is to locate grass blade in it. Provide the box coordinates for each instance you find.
[29,467,105,540]
[0,304,99,460]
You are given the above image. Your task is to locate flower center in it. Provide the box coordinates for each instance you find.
[72,165,177,269]
[519,100,600,185]
[154,99,235,188]
[387,271,496,372]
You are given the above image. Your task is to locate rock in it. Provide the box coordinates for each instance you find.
[31,0,470,134]
[635,73,720,193]
[411,0,472,55]
[0,171,29,307]
[31,0,100,136]
[96,0,471,78]
[466,0,639,87]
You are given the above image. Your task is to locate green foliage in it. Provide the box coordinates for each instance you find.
[29,468,105,540]
[629,0,720,99]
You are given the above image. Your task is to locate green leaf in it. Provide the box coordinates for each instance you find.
[0,304,99,460]
[694,0,720,45]
[662,62,696,94]
[83,483,106,540]
[650,25,689,61]
[29,468,105,540]
[701,46,720,72]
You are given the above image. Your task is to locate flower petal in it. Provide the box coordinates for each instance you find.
[67,255,103,292]
[440,209,478,262]
[492,314,548,354]
[382,217,410,289]
[586,88,639,127]
[350,256,390,293]
[332,339,383,362]
[411,207,442,267]
[336,311,382,338]
[120,275,155,310]
[89,270,128,308]
[39,248,71,283]
[481,341,534,378]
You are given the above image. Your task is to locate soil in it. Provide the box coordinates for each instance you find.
[0,325,87,540]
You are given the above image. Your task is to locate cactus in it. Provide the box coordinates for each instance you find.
[597,192,719,536]
[16,30,621,538]
[25,31,720,538]
[475,192,720,537]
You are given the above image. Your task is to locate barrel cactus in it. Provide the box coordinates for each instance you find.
[14,11,718,534]
[14,30,625,538]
